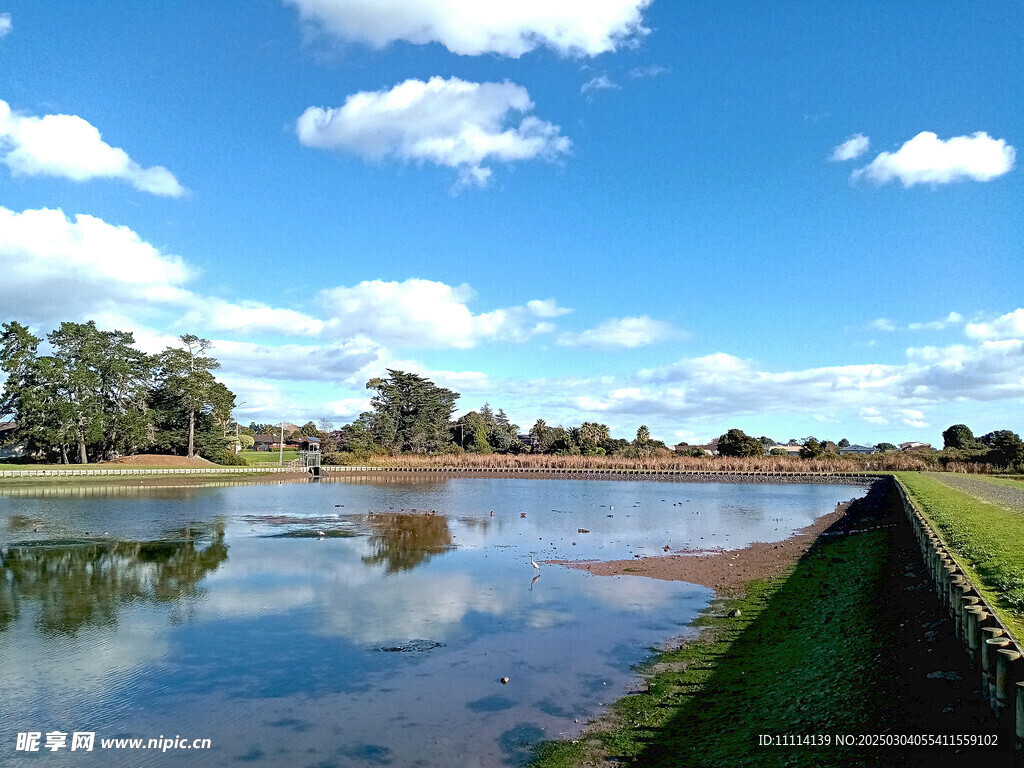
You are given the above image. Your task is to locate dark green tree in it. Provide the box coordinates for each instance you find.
[979,430,1024,467]
[1,321,153,463]
[942,424,980,450]
[799,438,826,459]
[152,335,230,459]
[366,370,459,454]
[717,428,765,457]
[528,418,555,453]
[630,424,654,458]
[875,443,897,452]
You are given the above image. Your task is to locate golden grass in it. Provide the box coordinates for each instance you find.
[353,451,940,473]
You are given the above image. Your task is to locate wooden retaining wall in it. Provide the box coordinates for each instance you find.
[896,478,1024,760]
[0,465,881,482]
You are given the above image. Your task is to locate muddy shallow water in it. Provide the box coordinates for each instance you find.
[0,476,866,767]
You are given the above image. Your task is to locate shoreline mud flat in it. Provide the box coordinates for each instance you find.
[556,497,863,593]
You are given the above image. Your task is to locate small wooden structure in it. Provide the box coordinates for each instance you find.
[300,445,322,477]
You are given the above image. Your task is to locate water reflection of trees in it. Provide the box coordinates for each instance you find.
[0,525,227,634]
[361,513,453,574]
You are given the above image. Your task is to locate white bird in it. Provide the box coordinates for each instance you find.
[530,556,540,571]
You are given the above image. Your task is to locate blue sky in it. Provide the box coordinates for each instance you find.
[0,1,1021,446]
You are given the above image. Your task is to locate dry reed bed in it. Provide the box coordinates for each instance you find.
[352,452,969,473]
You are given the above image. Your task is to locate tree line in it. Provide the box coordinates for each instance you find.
[0,321,239,464]
[5,329,1022,472]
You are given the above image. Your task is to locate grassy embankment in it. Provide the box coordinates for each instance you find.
[895,472,1024,639]
[531,485,905,768]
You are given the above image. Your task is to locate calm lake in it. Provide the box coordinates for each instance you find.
[0,475,867,767]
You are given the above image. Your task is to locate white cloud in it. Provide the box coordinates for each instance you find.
[852,131,1015,187]
[566,316,1024,428]
[581,74,619,95]
[859,407,887,426]
[871,312,964,333]
[908,311,963,331]
[318,278,563,348]
[965,309,1024,340]
[0,208,569,360]
[178,297,328,337]
[0,207,191,321]
[297,77,570,188]
[0,100,186,196]
[830,133,870,161]
[526,298,572,318]
[0,13,11,38]
[558,316,678,348]
[213,338,382,382]
[628,63,669,79]
[285,0,652,57]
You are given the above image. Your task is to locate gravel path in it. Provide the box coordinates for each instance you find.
[926,472,1024,514]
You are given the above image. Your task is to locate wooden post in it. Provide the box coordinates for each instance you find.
[996,649,1022,723]
[961,596,981,649]
[964,606,984,665]
[995,651,1019,712]
[1016,680,1024,764]
[941,562,956,605]
[949,576,965,626]
[986,637,1011,709]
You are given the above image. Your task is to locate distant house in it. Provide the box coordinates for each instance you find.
[767,444,802,457]
[517,434,539,452]
[899,441,932,451]
[253,434,300,451]
[839,444,876,455]
[672,443,717,455]
[296,436,321,451]
[682,443,718,456]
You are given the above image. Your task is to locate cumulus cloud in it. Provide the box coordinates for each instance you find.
[557,316,678,348]
[870,318,896,332]
[562,314,1024,431]
[852,131,1015,187]
[0,206,191,321]
[0,207,572,361]
[178,297,327,337]
[581,74,619,95]
[297,77,570,188]
[830,133,870,161]
[0,100,186,196]
[318,278,565,348]
[965,309,1024,340]
[526,299,572,318]
[213,339,382,382]
[0,13,11,38]
[285,0,652,57]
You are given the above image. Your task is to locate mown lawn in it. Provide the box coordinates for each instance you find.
[896,472,1024,639]
[240,451,299,464]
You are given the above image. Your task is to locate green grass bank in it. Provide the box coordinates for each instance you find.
[896,471,1024,639]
